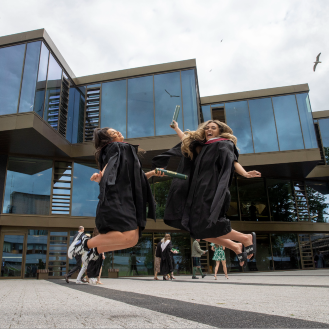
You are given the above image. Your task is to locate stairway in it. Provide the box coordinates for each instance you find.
[84,86,101,141]
[293,182,310,221]
[298,234,315,269]
[199,240,210,273]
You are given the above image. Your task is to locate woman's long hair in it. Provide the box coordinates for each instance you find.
[181,120,237,159]
[92,227,100,237]
[93,127,113,166]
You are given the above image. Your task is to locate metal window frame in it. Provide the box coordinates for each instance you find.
[246,100,255,153]
[0,155,9,214]
[16,43,27,114]
[294,94,306,149]
[270,96,281,151]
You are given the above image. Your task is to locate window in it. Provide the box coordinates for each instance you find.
[225,101,254,154]
[154,72,182,136]
[19,42,41,113]
[1,235,24,277]
[249,98,279,153]
[101,80,127,138]
[3,157,53,215]
[127,76,154,138]
[0,44,25,115]
[272,95,304,151]
[318,118,329,164]
[71,162,99,216]
[201,105,211,122]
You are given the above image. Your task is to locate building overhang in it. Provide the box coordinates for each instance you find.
[312,110,329,120]
[200,83,309,104]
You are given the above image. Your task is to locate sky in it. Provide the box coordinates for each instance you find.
[1,0,328,112]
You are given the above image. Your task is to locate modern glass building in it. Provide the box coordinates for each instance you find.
[0,29,328,279]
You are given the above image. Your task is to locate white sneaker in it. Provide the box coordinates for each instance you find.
[68,233,88,259]
[76,280,87,284]
[89,278,97,285]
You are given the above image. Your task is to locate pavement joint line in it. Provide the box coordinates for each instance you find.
[49,279,328,328]
[119,277,329,288]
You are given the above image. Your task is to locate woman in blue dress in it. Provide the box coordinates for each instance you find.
[211,243,228,280]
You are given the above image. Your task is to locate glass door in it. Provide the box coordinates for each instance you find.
[48,232,68,277]
[1,234,25,278]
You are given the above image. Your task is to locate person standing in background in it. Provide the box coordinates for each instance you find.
[65,226,85,283]
[211,243,229,280]
[154,239,163,280]
[192,239,207,279]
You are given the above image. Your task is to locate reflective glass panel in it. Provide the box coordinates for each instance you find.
[306,182,329,223]
[19,42,41,113]
[33,43,49,117]
[296,93,317,149]
[72,162,99,216]
[237,177,269,221]
[48,232,67,277]
[24,230,48,278]
[154,72,182,135]
[248,98,279,153]
[181,70,198,131]
[101,80,127,138]
[1,235,24,277]
[227,177,239,221]
[114,233,153,276]
[43,54,62,130]
[3,157,53,215]
[67,86,85,143]
[311,234,329,268]
[271,233,301,270]
[272,95,304,151]
[150,178,172,219]
[127,76,154,138]
[225,101,254,154]
[318,118,329,164]
[0,44,25,115]
[267,179,297,222]
[201,105,211,122]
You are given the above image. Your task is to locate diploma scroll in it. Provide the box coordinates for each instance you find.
[155,168,187,180]
[170,105,181,128]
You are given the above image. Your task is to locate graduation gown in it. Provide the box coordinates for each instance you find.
[160,241,174,275]
[87,255,103,278]
[96,142,156,237]
[152,138,239,239]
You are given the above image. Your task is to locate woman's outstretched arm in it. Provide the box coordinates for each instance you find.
[234,162,261,178]
[170,120,184,140]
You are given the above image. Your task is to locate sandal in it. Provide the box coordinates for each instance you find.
[245,232,257,261]
[237,251,248,268]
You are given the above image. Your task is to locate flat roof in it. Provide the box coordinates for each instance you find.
[0,29,76,79]
[201,84,310,104]
[312,110,329,119]
[72,59,196,85]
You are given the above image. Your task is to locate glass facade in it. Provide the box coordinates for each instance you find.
[306,183,329,223]
[311,234,329,268]
[3,157,53,215]
[48,232,67,277]
[19,42,41,113]
[0,44,25,115]
[24,230,48,278]
[318,118,329,164]
[71,162,99,216]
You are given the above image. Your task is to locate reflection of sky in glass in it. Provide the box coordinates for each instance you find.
[201,105,211,122]
[154,72,182,135]
[318,118,329,147]
[296,93,317,149]
[225,101,254,154]
[128,76,154,138]
[33,43,49,117]
[47,54,62,81]
[249,98,279,153]
[72,163,99,216]
[3,158,52,214]
[19,42,41,113]
[272,95,304,151]
[0,44,25,115]
[181,70,198,131]
[101,80,127,138]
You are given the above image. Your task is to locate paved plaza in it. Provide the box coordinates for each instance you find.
[0,270,328,328]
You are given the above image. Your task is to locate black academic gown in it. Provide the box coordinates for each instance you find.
[96,142,156,237]
[152,139,239,239]
[87,255,103,278]
[160,241,174,276]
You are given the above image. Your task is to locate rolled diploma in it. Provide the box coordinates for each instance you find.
[155,168,187,180]
[170,105,180,127]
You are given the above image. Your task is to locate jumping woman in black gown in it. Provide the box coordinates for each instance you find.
[152,120,261,266]
[68,127,164,262]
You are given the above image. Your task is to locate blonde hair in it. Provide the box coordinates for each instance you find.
[181,120,237,159]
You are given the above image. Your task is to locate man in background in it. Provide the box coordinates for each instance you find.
[65,226,85,283]
[192,239,207,279]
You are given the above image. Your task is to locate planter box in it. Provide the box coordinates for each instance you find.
[108,269,119,278]
[37,272,49,280]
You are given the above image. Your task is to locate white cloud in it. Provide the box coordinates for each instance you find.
[1,0,328,111]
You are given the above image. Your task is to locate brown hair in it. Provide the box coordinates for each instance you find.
[92,227,100,237]
[181,120,237,159]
